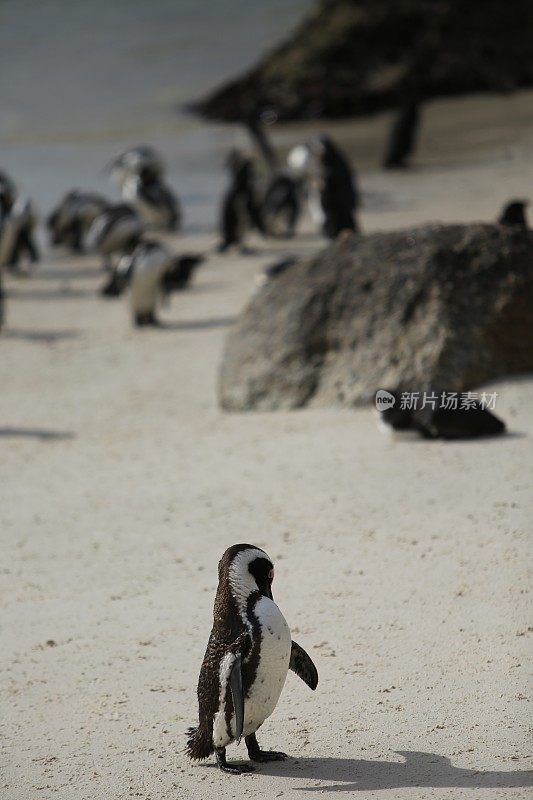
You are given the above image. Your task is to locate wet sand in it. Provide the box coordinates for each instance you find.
[1,92,533,799]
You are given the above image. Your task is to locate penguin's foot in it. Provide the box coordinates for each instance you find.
[215,747,254,775]
[134,312,160,327]
[245,733,287,762]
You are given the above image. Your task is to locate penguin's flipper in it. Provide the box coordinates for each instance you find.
[228,653,245,743]
[290,641,318,690]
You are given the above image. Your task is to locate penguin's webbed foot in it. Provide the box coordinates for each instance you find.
[245,733,287,762]
[215,747,254,775]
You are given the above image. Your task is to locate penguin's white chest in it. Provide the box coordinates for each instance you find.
[129,253,168,313]
[243,596,291,737]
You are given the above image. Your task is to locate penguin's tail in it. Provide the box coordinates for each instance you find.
[185,726,214,760]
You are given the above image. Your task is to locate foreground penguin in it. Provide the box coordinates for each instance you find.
[375,390,506,439]
[186,544,318,774]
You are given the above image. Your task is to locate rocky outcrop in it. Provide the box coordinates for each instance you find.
[195,0,533,123]
[219,224,533,410]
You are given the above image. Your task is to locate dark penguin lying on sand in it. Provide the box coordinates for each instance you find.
[219,150,264,252]
[47,190,110,252]
[375,390,506,440]
[498,200,529,228]
[315,135,359,239]
[186,544,318,774]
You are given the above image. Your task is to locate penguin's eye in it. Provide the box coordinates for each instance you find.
[268,569,274,581]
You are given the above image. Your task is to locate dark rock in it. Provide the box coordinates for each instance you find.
[219,224,533,410]
[194,0,533,123]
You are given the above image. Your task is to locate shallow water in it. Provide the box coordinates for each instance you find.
[0,0,311,223]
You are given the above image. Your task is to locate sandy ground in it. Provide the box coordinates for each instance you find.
[1,95,533,799]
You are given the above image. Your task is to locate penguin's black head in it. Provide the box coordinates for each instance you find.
[248,556,274,600]
[219,544,275,602]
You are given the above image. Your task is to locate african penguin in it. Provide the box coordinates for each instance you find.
[161,253,204,293]
[116,240,179,326]
[315,135,359,239]
[261,173,301,238]
[85,203,144,270]
[186,544,318,774]
[0,195,39,271]
[498,200,528,228]
[383,100,421,170]
[375,390,506,440]
[47,190,110,252]
[108,145,165,189]
[121,166,181,232]
[219,150,264,253]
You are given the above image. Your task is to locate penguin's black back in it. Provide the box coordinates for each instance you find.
[186,544,264,760]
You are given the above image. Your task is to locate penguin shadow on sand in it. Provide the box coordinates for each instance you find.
[156,315,236,332]
[257,750,533,792]
[0,427,75,441]
[2,328,79,343]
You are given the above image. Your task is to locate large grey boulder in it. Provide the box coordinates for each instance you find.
[219,224,533,411]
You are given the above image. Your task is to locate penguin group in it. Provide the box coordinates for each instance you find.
[0,129,528,350]
[44,145,201,327]
[218,131,360,253]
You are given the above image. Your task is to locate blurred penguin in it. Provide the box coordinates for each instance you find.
[161,253,204,293]
[109,146,181,231]
[109,145,165,188]
[85,203,143,270]
[314,136,359,239]
[245,116,301,238]
[375,390,505,440]
[261,173,301,238]
[121,166,181,232]
[47,190,110,252]
[287,144,323,228]
[383,100,421,170]
[219,150,264,252]
[0,186,39,271]
[498,200,529,228]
